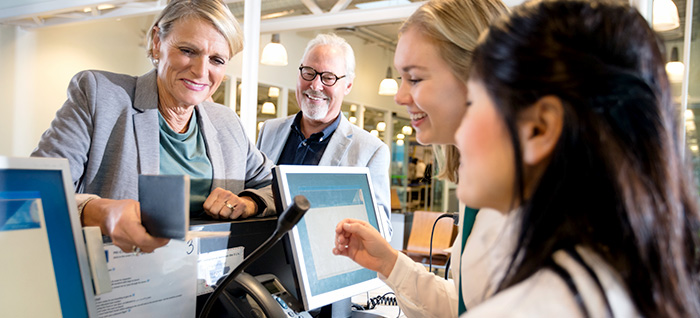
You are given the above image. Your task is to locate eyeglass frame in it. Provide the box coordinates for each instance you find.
[298,65,347,86]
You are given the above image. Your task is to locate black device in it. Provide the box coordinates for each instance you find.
[199,195,310,318]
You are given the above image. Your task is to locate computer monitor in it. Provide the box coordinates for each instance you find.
[0,156,97,317]
[273,165,388,311]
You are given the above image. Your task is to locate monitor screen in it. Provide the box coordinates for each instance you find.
[273,165,387,311]
[0,156,97,317]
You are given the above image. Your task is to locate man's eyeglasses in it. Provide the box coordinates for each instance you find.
[299,66,346,86]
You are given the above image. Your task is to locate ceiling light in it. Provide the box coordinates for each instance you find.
[258,121,264,130]
[378,67,398,96]
[370,130,379,137]
[665,47,684,83]
[401,125,412,135]
[376,121,386,132]
[261,9,295,20]
[97,4,115,10]
[396,133,405,140]
[653,0,680,31]
[350,104,357,112]
[261,101,276,115]
[349,116,357,124]
[396,139,404,146]
[261,34,288,66]
[268,87,280,98]
[685,109,694,121]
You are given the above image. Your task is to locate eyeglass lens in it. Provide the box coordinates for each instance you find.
[299,66,343,86]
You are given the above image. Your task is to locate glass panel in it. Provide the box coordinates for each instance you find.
[342,102,360,126]
[391,116,411,212]
[256,84,280,140]
[363,107,385,140]
[288,90,300,116]
[686,0,700,191]
[210,76,230,106]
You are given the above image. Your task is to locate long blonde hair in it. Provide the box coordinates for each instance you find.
[400,0,508,182]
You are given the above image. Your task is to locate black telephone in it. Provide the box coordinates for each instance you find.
[216,272,310,318]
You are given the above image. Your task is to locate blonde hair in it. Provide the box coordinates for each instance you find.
[146,0,243,63]
[400,0,509,182]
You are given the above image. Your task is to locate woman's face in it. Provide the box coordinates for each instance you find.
[456,80,516,213]
[394,27,468,145]
[152,16,230,108]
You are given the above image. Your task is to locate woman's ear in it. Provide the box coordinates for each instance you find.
[518,95,564,166]
[152,26,161,56]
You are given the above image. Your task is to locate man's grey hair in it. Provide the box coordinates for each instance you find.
[300,33,356,82]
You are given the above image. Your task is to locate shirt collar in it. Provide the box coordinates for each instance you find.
[291,111,341,142]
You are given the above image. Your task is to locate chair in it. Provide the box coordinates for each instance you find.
[402,211,458,268]
[391,188,402,212]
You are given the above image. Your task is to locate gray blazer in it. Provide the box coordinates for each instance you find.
[256,113,392,235]
[32,69,276,216]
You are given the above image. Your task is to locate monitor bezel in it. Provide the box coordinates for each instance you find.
[0,156,97,317]
[273,164,388,311]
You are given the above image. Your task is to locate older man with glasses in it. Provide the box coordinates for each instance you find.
[256,33,392,238]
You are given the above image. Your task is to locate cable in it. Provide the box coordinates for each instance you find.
[429,213,459,273]
[444,257,451,280]
[364,292,397,310]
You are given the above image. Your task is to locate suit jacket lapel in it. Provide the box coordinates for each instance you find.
[319,114,352,166]
[133,69,160,175]
[269,116,294,163]
[196,104,225,189]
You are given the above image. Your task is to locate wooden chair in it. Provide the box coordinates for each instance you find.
[390,188,402,212]
[402,211,458,268]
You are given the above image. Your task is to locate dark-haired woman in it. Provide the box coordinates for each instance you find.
[336,0,700,316]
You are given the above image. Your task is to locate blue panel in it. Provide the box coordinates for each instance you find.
[0,170,88,317]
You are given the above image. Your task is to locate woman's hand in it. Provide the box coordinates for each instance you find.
[203,187,258,220]
[333,218,398,277]
[82,198,170,253]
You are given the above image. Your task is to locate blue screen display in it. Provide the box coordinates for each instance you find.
[285,173,379,296]
[0,169,88,317]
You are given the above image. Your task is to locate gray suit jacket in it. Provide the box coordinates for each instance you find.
[256,114,392,235]
[32,69,276,216]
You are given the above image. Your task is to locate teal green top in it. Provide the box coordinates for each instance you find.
[159,110,213,217]
[458,206,480,315]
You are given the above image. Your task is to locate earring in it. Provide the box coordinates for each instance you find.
[152,55,159,66]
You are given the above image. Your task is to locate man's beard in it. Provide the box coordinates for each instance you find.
[300,89,330,120]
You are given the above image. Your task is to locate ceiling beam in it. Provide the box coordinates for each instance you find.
[330,0,352,13]
[260,2,423,34]
[300,0,324,15]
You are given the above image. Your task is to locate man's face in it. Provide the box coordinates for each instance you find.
[296,45,353,124]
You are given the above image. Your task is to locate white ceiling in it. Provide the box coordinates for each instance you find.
[0,0,525,51]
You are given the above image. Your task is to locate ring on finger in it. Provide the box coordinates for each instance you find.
[132,245,141,255]
[224,200,235,210]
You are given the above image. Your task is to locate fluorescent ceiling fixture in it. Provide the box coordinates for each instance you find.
[356,0,410,9]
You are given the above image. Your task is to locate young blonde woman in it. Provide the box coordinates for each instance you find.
[335,0,510,316]
[337,0,700,316]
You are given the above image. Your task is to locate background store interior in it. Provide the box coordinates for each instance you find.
[1,0,697,252]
